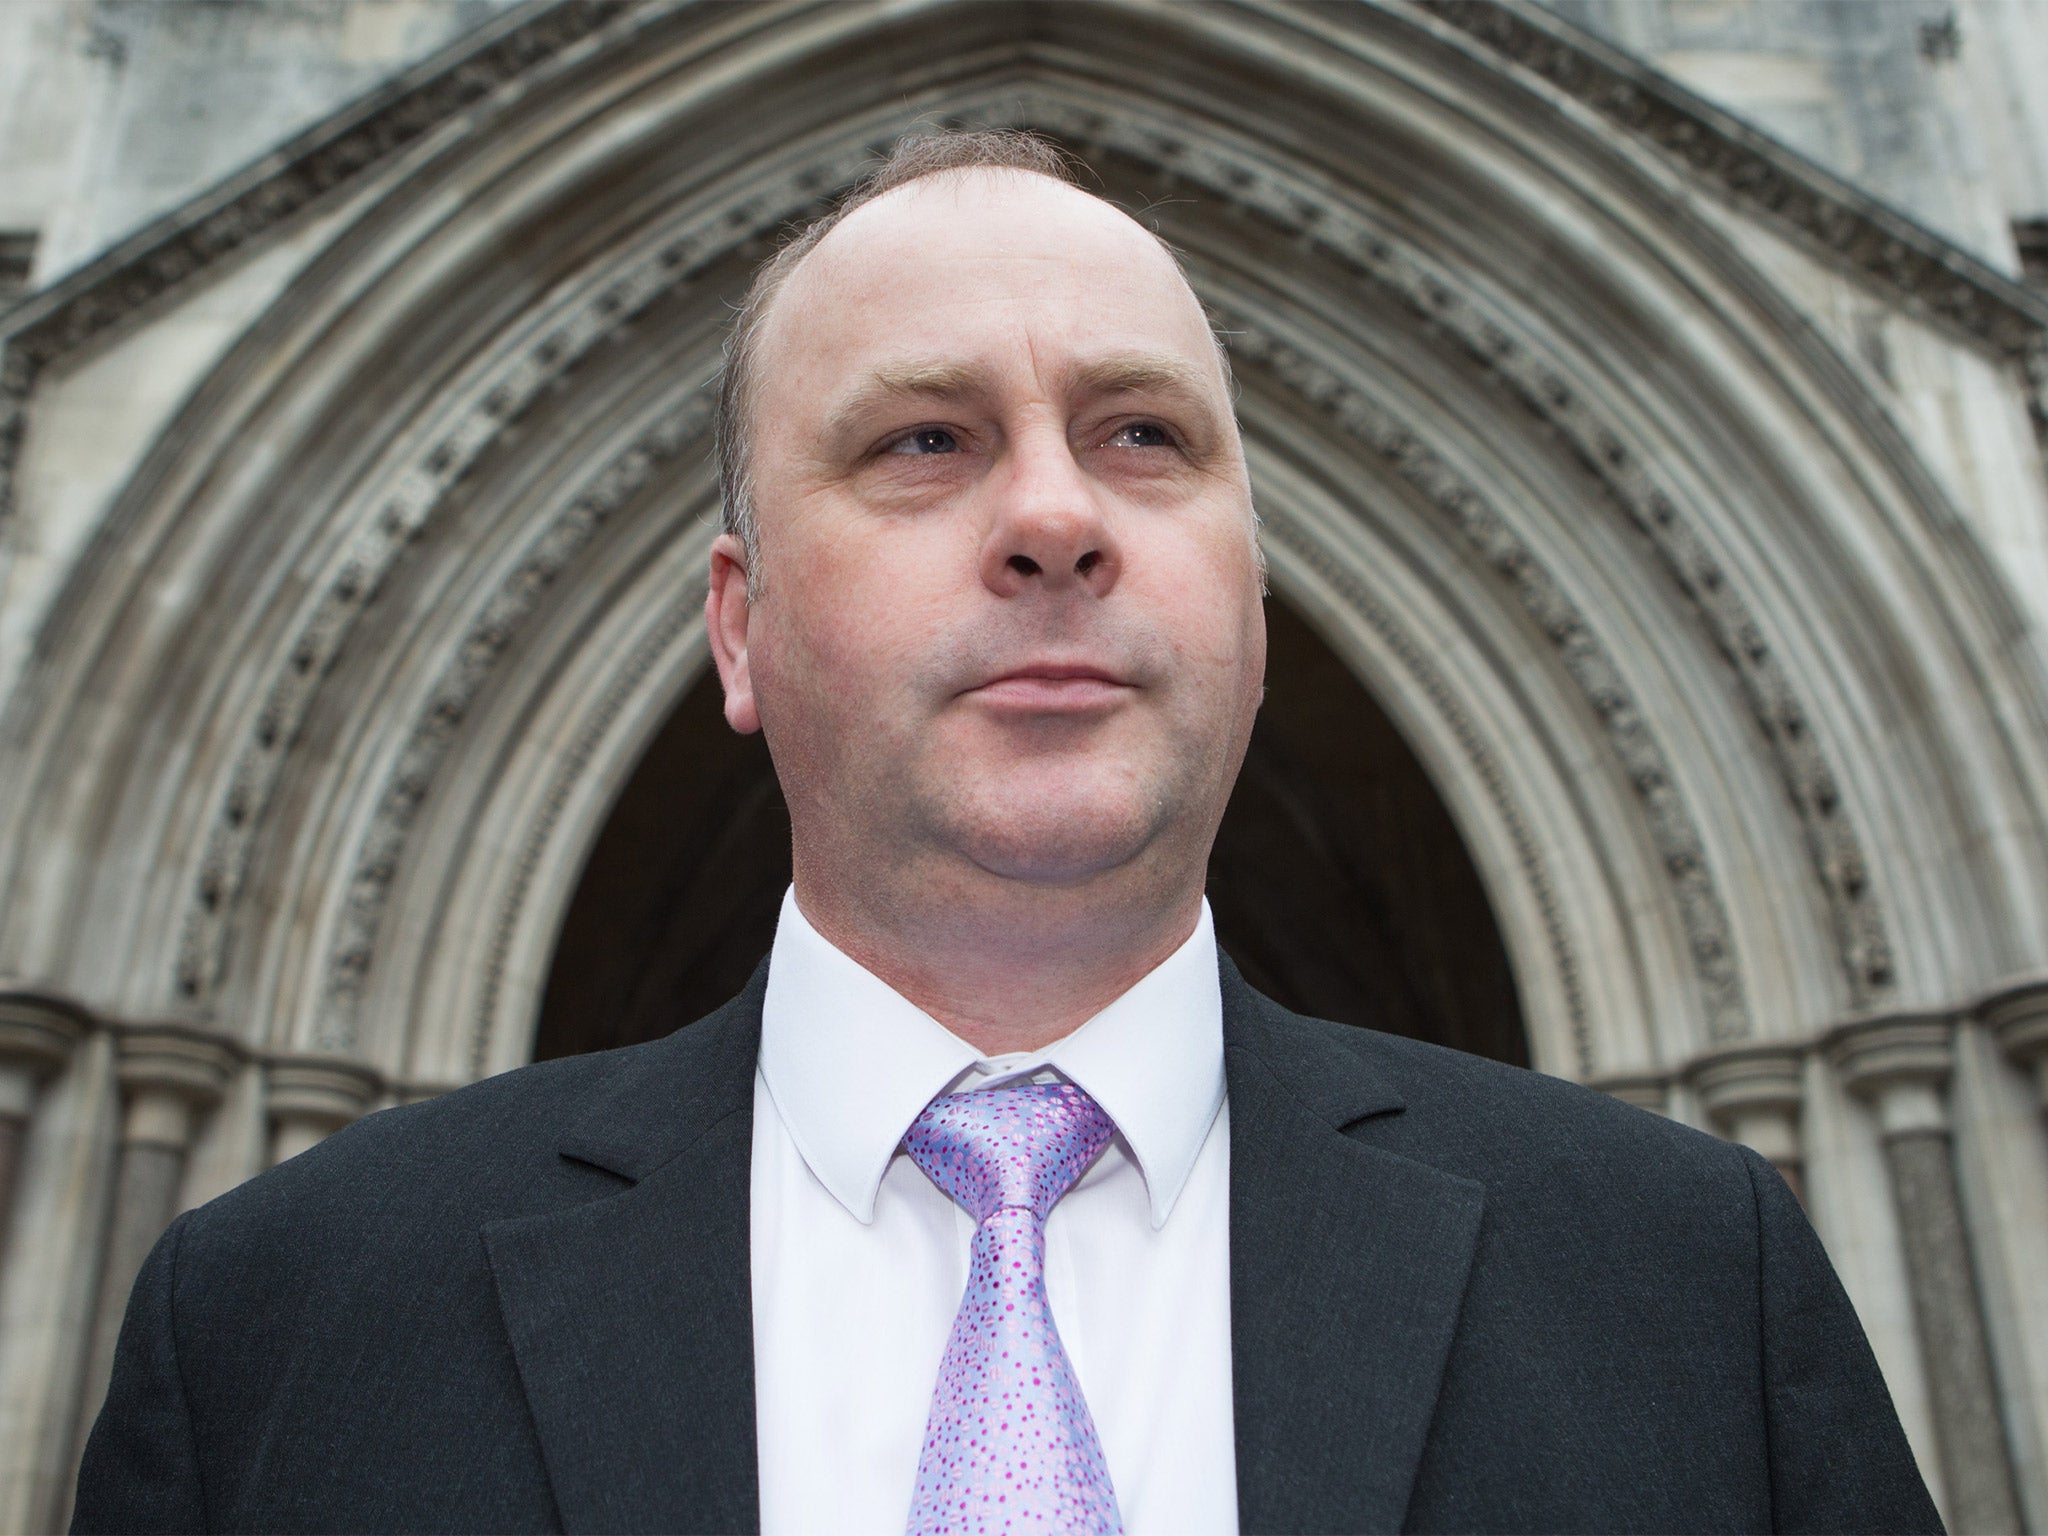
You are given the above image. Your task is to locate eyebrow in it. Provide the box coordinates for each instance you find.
[822,352,1218,447]
[1071,354,1213,402]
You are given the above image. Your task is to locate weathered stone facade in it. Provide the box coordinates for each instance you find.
[2,2,2046,1531]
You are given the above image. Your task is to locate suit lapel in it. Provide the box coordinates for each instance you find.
[478,954,1483,1534]
[1223,960,1486,1535]
[484,972,766,1534]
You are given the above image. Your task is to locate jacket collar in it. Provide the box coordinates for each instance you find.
[757,887,1226,1228]
[484,953,1486,1535]
[483,963,766,1534]
[1221,956,1486,1535]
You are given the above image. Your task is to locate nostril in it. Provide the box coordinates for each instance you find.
[1008,554,1041,576]
[1075,550,1102,576]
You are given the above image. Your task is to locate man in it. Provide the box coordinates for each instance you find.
[76,131,1939,1535]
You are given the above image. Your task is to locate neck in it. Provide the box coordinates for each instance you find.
[792,864,1205,1056]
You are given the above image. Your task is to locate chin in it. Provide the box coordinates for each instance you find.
[946,795,1164,888]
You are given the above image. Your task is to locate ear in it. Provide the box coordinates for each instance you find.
[705,533,762,734]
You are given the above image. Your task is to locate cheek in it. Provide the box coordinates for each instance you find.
[1153,533,1264,674]
[750,537,951,729]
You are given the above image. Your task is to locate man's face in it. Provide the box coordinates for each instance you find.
[711,169,1265,909]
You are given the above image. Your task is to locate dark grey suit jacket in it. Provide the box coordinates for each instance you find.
[75,958,1940,1534]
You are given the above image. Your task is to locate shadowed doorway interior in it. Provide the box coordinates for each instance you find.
[534,597,1527,1065]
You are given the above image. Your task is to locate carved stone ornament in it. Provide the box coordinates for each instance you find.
[1419,0,2048,361]
[1691,1042,1805,1168]
[188,84,1894,1061]
[266,1056,382,1117]
[0,4,1935,1059]
[313,392,716,1050]
[469,583,705,1079]
[1226,314,1749,1043]
[1980,972,2048,1111]
[1010,85,1892,1009]
[1254,507,1598,1072]
[0,990,92,1118]
[0,0,640,532]
[1829,1011,1956,1138]
[172,140,872,1016]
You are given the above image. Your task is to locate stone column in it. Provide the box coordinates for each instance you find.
[1691,1044,1806,1203]
[0,991,90,1262]
[75,1027,239,1450]
[1832,1012,2022,1536]
[266,1057,382,1166]
[1983,974,2048,1118]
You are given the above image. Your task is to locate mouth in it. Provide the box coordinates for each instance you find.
[965,663,1133,714]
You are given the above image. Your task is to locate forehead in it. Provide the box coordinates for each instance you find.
[754,169,1224,409]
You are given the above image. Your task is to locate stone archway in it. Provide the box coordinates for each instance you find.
[533,596,1528,1067]
[2,3,2045,1529]
[8,0,2043,1087]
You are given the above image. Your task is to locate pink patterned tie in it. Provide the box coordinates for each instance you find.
[903,1081,1124,1536]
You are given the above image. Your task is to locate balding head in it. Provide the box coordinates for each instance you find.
[700,128,1266,1045]
[715,130,1238,593]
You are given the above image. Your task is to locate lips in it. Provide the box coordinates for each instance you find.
[967,663,1132,712]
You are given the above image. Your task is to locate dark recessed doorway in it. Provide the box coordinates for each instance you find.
[533,597,1527,1065]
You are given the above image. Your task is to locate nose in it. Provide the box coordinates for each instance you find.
[979,430,1121,598]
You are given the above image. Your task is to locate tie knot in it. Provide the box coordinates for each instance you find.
[905,1081,1115,1224]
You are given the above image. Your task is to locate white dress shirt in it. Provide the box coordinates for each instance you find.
[750,887,1239,1536]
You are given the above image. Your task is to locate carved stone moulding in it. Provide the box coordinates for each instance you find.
[313,391,718,1054]
[112,1024,243,1150]
[0,989,92,1119]
[467,583,705,1083]
[170,133,872,1022]
[1417,0,2048,361]
[1829,1011,1957,1138]
[1253,511,1595,1076]
[266,1057,385,1165]
[1690,1042,1806,1171]
[1222,308,1751,1045]
[1980,973,2048,1112]
[1015,79,1889,1014]
[0,0,646,530]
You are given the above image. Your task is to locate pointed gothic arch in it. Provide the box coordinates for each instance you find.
[7,0,2042,1076]
[3,3,2047,1528]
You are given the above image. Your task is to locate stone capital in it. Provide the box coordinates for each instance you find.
[266,1057,383,1132]
[0,990,93,1116]
[1980,972,2048,1110]
[1690,1044,1806,1167]
[1828,1011,1956,1138]
[114,1026,241,1148]
[1691,1043,1805,1116]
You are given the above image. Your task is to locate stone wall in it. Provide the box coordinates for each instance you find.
[0,0,512,283]
[8,1,2046,296]
[1553,0,2048,269]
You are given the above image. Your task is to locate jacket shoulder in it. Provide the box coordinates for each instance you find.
[1346,1020,1726,1158]
[1232,985,1755,1214]
[182,982,761,1264]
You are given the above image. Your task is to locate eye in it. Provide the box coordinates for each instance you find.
[1105,421,1173,449]
[885,427,961,455]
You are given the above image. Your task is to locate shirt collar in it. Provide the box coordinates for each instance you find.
[757,886,1225,1230]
